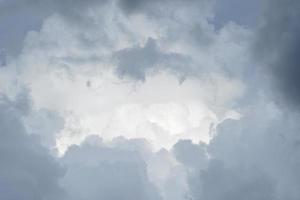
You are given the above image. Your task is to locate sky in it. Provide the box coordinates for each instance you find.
[0,0,300,200]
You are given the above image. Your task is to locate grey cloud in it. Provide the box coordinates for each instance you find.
[114,38,161,81]
[210,108,300,198]
[4,1,300,200]
[118,0,212,16]
[0,0,108,22]
[173,139,274,200]
[176,100,300,200]
[0,0,51,56]
[213,0,262,29]
[0,94,65,200]
[172,140,208,170]
[0,50,6,66]
[114,38,194,81]
[61,136,162,200]
[0,0,107,56]
[195,160,276,200]
[118,0,150,15]
[24,108,65,149]
[0,92,165,200]
[254,0,300,109]
[1,0,250,83]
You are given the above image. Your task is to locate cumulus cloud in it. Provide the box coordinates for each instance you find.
[1,0,300,200]
[0,93,65,200]
[0,0,248,155]
[60,136,162,200]
[24,108,65,148]
[171,98,300,200]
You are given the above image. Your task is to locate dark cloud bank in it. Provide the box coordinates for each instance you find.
[1,0,300,200]
[254,0,300,109]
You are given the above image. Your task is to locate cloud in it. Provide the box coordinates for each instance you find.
[114,38,193,81]
[0,50,6,66]
[195,160,276,200]
[114,38,162,81]
[254,0,300,109]
[172,140,208,170]
[60,136,162,200]
[0,0,251,181]
[0,0,107,56]
[173,97,300,200]
[213,0,262,28]
[24,108,65,148]
[4,1,300,200]
[118,0,213,18]
[0,93,65,200]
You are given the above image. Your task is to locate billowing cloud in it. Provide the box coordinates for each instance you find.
[1,0,300,200]
[61,136,162,200]
[0,0,248,153]
[171,98,300,200]
[0,93,65,200]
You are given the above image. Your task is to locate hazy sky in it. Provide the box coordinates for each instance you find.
[1,0,300,200]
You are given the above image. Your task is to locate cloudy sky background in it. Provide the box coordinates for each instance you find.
[1,0,300,199]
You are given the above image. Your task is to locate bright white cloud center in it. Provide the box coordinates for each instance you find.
[23,69,242,154]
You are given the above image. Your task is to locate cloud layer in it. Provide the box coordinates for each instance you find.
[1,0,300,200]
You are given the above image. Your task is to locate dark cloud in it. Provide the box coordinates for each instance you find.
[0,94,65,200]
[175,100,300,200]
[212,0,262,29]
[172,140,208,169]
[254,0,300,109]
[118,0,150,15]
[114,38,162,81]
[195,160,276,200]
[118,0,211,16]
[114,38,194,81]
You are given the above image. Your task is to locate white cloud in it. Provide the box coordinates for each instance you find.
[4,1,298,200]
